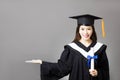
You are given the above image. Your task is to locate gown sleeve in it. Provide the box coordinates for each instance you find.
[97,45,110,80]
[40,46,73,80]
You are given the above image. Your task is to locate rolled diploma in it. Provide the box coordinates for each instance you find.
[90,47,94,70]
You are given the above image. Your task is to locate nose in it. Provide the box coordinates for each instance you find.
[84,29,88,34]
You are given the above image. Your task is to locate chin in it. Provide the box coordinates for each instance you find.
[83,38,91,41]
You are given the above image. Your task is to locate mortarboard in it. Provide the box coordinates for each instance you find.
[69,14,106,37]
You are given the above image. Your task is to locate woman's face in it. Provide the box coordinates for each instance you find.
[79,25,93,41]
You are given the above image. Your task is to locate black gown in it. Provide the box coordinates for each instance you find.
[40,41,110,80]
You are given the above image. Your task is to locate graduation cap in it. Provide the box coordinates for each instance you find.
[69,14,106,37]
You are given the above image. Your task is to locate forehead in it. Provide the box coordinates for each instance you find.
[80,25,92,28]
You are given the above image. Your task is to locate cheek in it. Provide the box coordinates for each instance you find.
[89,31,93,36]
[79,30,83,35]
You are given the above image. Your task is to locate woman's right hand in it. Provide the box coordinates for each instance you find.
[89,69,98,77]
[25,59,42,64]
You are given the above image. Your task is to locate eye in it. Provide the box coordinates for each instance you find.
[87,28,92,30]
[81,28,84,30]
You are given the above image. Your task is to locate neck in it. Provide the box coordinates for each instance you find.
[79,39,92,47]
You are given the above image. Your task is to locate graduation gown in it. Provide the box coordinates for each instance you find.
[40,41,110,80]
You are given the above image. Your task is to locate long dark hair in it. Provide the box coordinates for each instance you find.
[73,24,97,42]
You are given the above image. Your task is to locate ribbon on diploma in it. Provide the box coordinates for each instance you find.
[87,55,98,68]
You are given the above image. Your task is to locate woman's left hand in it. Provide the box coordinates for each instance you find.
[89,69,98,77]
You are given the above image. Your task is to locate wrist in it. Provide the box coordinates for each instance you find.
[40,60,42,64]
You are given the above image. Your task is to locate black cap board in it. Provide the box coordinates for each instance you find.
[69,14,102,26]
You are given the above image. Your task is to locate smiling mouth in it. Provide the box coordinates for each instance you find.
[83,34,89,38]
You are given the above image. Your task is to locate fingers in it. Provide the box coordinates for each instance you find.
[89,69,98,77]
[25,60,33,63]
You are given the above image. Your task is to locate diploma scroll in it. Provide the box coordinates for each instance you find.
[90,47,94,70]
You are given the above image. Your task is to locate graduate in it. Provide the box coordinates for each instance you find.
[25,14,110,80]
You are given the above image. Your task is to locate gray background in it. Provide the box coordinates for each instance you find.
[0,0,120,80]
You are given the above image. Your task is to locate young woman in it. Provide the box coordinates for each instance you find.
[26,14,110,80]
